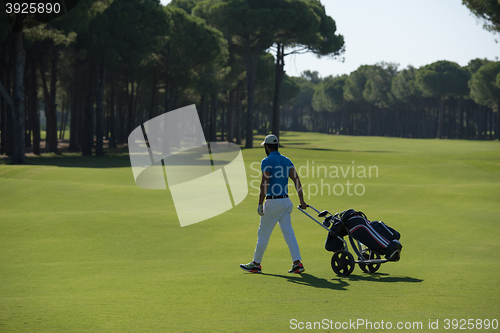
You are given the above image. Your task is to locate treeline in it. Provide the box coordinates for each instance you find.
[286,60,500,139]
[0,0,344,164]
[0,0,498,165]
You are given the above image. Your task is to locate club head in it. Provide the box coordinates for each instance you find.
[318,210,329,218]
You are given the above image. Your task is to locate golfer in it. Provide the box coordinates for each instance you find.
[240,134,307,274]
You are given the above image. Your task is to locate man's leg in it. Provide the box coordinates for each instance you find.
[277,199,301,263]
[253,199,280,264]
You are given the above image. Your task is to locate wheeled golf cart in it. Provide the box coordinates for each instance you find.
[298,205,401,276]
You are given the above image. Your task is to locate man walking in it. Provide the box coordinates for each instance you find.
[240,134,307,274]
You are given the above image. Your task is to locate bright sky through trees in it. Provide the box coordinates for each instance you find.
[160,0,499,78]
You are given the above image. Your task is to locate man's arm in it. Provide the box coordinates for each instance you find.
[256,171,270,216]
[289,167,307,209]
[259,171,271,205]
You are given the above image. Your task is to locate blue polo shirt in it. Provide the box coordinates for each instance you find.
[261,151,294,196]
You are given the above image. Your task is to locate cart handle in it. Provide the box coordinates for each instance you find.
[297,205,331,232]
[299,204,321,214]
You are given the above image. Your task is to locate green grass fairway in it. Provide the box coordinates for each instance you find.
[1,132,499,332]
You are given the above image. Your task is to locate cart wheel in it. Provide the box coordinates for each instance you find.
[358,249,381,273]
[331,250,355,276]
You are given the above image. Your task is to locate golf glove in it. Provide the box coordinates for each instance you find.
[257,204,264,216]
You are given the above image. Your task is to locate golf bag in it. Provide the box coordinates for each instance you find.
[325,209,401,256]
[324,218,347,252]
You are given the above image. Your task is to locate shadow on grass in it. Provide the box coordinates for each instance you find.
[273,144,395,154]
[258,272,423,291]
[23,154,132,168]
[2,144,236,169]
[0,145,133,168]
[341,272,424,284]
[296,147,395,154]
[261,273,349,291]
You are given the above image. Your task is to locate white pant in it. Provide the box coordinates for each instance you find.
[253,198,301,263]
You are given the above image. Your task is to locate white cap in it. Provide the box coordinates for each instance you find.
[261,134,279,145]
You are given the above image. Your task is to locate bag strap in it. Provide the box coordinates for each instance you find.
[339,209,367,222]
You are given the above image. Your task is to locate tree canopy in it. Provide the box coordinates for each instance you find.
[463,0,500,34]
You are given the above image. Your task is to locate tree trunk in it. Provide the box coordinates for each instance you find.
[164,76,178,114]
[0,42,13,156]
[149,72,157,120]
[0,86,6,155]
[28,51,40,154]
[126,77,134,138]
[487,107,492,139]
[116,89,125,144]
[227,89,235,142]
[220,93,225,141]
[164,76,170,113]
[244,38,260,148]
[199,94,206,140]
[39,48,59,152]
[95,60,105,156]
[171,81,179,111]
[24,63,30,148]
[496,103,500,140]
[367,104,372,136]
[48,47,58,151]
[272,43,285,139]
[395,108,402,137]
[11,31,26,164]
[59,96,65,139]
[108,76,116,148]
[39,60,50,150]
[235,80,242,145]
[290,106,298,132]
[464,104,469,139]
[4,39,14,156]
[478,105,484,140]
[69,60,81,151]
[61,97,69,141]
[0,80,14,153]
[0,44,5,155]
[436,98,445,138]
[209,91,217,141]
[82,62,95,156]
[134,81,141,125]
